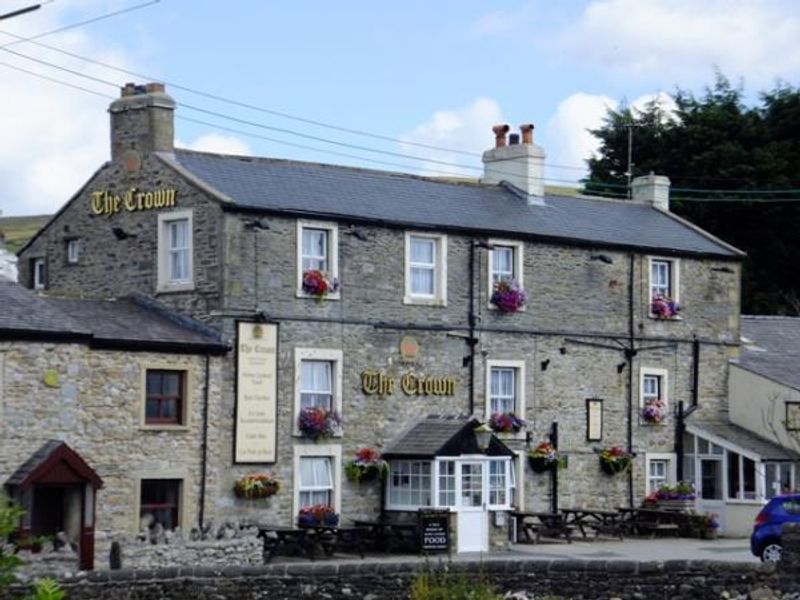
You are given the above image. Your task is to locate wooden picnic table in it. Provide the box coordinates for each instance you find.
[352,519,419,553]
[510,511,574,544]
[257,525,314,563]
[560,508,625,540]
[617,507,682,538]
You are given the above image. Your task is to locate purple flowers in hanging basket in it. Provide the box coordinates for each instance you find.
[491,279,527,313]
[651,294,680,319]
[641,398,666,424]
[489,412,526,433]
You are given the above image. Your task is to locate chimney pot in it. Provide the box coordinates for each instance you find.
[509,133,520,145]
[492,124,510,148]
[121,82,136,97]
[145,82,165,93]
[520,123,534,144]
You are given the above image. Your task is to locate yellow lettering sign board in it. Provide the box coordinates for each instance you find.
[235,322,278,463]
[90,187,177,217]
[361,370,456,397]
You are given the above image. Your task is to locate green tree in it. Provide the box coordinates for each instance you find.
[0,493,24,587]
[585,75,800,314]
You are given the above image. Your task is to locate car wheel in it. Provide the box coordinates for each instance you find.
[761,543,783,563]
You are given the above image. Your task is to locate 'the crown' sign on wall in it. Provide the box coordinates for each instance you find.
[90,187,177,217]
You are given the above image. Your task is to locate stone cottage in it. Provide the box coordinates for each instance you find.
[15,82,743,553]
[0,280,227,568]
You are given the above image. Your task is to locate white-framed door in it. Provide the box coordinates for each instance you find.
[456,460,488,552]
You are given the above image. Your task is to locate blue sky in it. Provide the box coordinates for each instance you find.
[1,0,799,215]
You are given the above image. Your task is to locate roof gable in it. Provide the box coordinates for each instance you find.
[5,440,103,490]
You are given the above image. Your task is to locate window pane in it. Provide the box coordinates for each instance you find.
[490,367,516,414]
[727,451,741,499]
[489,460,507,506]
[411,266,434,295]
[460,463,483,507]
[701,459,722,500]
[492,246,514,282]
[302,228,328,272]
[743,457,756,500]
[410,239,434,264]
[651,260,671,297]
[140,479,180,530]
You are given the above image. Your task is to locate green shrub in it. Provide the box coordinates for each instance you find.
[410,570,502,600]
[0,493,24,587]
[26,578,65,600]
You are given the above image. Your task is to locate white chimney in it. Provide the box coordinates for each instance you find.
[481,123,545,198]
[632,173,671,211]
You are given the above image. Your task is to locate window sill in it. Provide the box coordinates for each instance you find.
[293,431,343,439]
[140,424,190,432]
[157,282,195,294]
[403,295,447,307]
[295,290,341,301]
[493,431,526,441]
[648,314,683,322]
[487,304,527,313]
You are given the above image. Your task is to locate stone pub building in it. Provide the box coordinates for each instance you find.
[10,82,743,560]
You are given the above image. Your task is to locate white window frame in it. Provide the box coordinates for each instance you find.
[645,453,677,494]
[296,220,339,300]
[293,348,343,436]
[485,359,527,439]
[386,460,433,510]
[487,457,513,509]
[487,239,524,308]
[293,445,341,518]
[32,258,45,290]
[66,239,81,264]
[404,232,447,306]
[639,367,669,409]
[648,256,680,313]
[157,209,194,293]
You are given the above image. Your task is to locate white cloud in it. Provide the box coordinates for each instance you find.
[545,90,677,182]
[0,2,142,216]
[177,133,251,156]
[555,0,800,86]
[398,97,504,178]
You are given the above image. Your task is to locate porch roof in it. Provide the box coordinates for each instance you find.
[686,420,800,462]
[5,440,103,491]
[383,414,515,459]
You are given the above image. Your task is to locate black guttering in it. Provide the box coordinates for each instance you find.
[220,204,744,261]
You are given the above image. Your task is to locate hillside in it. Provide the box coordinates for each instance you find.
[0,214,50,253]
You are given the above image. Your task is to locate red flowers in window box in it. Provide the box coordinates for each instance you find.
[298,406,340,441]
[651,295,680,319]
[302,269,339,300]
[490,279,526,313]
[488,412,526,433]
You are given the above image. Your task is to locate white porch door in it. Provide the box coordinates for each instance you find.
[456,461,488,552]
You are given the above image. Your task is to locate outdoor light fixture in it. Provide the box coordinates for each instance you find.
[590,254,614,264]
[711,266,734,273]
[616,362,627,374]
[474,423,493,451]
[540,359,550,371]
[244,218,270,230]
[345,227,368,241]
[559,346,567,355]
[111,227,136,240]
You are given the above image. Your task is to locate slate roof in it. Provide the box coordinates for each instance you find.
[166,150,740,259]
[383,414,514,458]
[0,280,226,353]
[5,440,64,486]
[737,316,800,392]
[5,440,103,489]
[687,420,800,461]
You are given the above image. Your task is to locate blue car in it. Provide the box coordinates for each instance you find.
[750,494,800,562]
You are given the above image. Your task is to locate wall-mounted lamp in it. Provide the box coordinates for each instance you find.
[112,227,136,240]
[474,423,493,452]
[711,266,734,273]
[462,355,472,368]
[244,218,270,231]
[559,346,567,355]
[540,359,550,371]
[473,240,496,250]
[590,254,614,264]
[345,227,368,241]
[616,362,627,374]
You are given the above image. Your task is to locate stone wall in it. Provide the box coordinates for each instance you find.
[0,341,224,565]
[2,558,796,600]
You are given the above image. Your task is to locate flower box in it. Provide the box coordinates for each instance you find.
[489,412,526,434]
[490,279,526,313]
[298,504,339,527]
[344,447,387,483]
[233,473,280,499]
[599,446,632,475]
[658,499,694,512]
[651,295,680,319]
[528,441,559,473]
[302,269,339,300]
[298,406,340,441]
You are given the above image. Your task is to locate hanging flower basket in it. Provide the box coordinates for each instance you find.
[491,279,526,313]
[233,473,281,499]
[641,398,666,424]
[489,412,526,434]
[344,447,387,483]
[298,504,340,527]
[528,441,559,473]
[298,406,341,441]
[651,295,680,319]
[302,269,340,300]
[599,446,632,475]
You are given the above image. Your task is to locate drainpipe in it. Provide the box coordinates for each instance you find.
[198,354,211,528]
[468,242,476,416]
[550,422,559,514]
[676,338,700,481]
[627,253,635,508]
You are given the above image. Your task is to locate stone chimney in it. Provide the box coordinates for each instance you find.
[631,173,671,211]
[482,123,545,197]
[109,82,175,163]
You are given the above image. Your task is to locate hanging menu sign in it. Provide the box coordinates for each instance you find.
[235,322,278,463]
